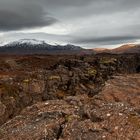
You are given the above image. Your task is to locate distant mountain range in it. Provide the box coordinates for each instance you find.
[0,39,140,54]
[93,44,140,54]
[0,39,84,54]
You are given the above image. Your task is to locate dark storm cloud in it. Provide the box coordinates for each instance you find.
[0,0,93,32]
[0,0,57,31]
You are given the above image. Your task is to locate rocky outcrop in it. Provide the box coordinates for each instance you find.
[0,74,140,140]
[97,74,140,110]
[0,54,140,139]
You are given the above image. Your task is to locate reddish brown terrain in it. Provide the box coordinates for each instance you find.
[92,48,111,53]
[0,54,140,139]
[93,44,140,54]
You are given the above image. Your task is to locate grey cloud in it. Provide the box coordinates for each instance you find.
[70,22,140,47]
[0,32,71,45]
[41,0,140,19]
[0,0,140,48]
[0,0,57,31]
[73,36,139,45]
[42,0,140,9]
[41,0,93,7]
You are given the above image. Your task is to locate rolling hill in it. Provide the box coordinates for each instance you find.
[93,44,140,54]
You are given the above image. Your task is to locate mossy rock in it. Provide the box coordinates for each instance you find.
[100,57,117,64]
[65,115,80,122]
[87,68,97,77]
[23,79,30,83]
[48,75,61,80]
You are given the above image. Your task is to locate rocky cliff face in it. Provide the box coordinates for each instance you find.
[0,54,140,139]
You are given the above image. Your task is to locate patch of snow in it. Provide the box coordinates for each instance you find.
[9,39,46,45]
[19,39,45,45]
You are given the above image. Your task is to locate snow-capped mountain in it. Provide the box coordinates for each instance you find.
[8,39,46,46]
[0,39,83,54]
[4,39,49,48]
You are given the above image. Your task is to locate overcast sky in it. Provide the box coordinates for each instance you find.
[0,0,140,48]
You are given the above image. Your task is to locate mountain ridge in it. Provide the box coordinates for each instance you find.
[1,39,140,54]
